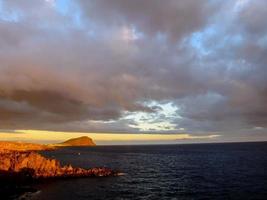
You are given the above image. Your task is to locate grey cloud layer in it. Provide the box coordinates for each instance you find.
[0,0,266,137]
[77,0,218,41]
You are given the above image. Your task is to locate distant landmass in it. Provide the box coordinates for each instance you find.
[0,136,96,153]
[0,141,54,153]
[56,136,96,147]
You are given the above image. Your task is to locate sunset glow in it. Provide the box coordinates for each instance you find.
[0,130,220,145]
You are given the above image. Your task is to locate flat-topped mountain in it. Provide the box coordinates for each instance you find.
[58,136,96,147]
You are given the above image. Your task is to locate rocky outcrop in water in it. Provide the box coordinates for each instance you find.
[0,151,116,179]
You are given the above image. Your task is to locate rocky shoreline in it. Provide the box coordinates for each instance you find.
[0,138,118,199]
[0,151,117,179]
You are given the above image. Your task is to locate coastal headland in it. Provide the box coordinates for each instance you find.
[0,136,115,178]
[0,136,117,199]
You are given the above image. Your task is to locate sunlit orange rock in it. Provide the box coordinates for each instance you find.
[0,151,116,179]
[0,141,54,153]
[0,138,116,180]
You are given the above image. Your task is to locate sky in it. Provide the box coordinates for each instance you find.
[0,0,267,144]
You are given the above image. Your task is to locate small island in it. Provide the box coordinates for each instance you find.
[55,136,96,147]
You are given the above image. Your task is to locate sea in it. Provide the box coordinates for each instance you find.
[25,142,267,200]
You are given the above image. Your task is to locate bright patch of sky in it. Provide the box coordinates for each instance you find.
[188,0,250,59]
[121,26,143,42]
[123,101,182,132]
[122,27,138,42]
[234,0,250,12]
[189,24,244,58]
[45,0,55,6]
[54,0,69,15]
[254,127,264,130]
[0,1,20,22]
[52,0,83,29]
[0,129,221,144]
[189,26,216,56]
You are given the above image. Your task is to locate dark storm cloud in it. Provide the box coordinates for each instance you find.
[237,0,267,37]
[0,0,266,137]
[77,0,218,42]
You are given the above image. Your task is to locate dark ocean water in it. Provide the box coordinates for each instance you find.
[29,142,267,200]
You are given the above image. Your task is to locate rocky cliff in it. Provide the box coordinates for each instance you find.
[0,139,117,199]
[0,151,116,179]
